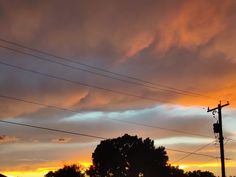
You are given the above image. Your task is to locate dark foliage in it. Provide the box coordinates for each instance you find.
[186,170,216,177]
[87,134,170,177]
[43,134,216,177]
[44,164,85,177]
[167,165,187,177]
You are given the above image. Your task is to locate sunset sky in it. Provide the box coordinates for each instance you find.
[0,0,236,176]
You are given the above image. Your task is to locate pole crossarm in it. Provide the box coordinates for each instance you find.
[207,102,229,112]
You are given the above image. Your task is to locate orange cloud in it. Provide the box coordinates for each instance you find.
[0,135,18,143]
[123,32,155,60]
[157,0,229,51]
[0,1,236,176]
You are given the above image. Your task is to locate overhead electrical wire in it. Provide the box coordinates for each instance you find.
[166,148,218,160]
[172,141,216,163]
[0,39,232,167]
[0,120,105,140]
[109,118,212,138]
[0,119,219,160]
[0,59,215,139]
[0,38,231,164]
[0,94,76,113]
[0,44,195,98]
[0,60,170,103]
[0,59,213,139]
[0,90,211,139]
[0,59,215,141]
[0,38,212,99]
[0,44,203,98]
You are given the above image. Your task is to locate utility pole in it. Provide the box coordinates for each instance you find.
[207,102,229,177]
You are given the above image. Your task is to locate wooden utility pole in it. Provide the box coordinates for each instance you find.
[207,102,229,177]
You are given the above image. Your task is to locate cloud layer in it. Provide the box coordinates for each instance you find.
[0,0,236,176]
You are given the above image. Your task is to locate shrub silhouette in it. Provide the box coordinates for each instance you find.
[45,164,85,177]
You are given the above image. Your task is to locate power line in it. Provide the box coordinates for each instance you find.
[0,92,212,139]
[0,45,197,97]
[0,120,105,140]
[172,141,215,163]
[0,61,214,141]
[0,60,168,103]
[109,118,212,138]
[0,39,211,99]
[166,147,218,160]
[0,38,228,164]
[0,60,214,139]
[0,119,219,160]
[0,94,76,113]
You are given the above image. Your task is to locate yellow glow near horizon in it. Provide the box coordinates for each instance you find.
[2,161,92,177]
[3,171,47,177]
[173,162,220,168]
[3,161,236,177]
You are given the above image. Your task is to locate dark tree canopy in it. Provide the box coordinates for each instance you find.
[43,134,216,177]
[186,170,216,177]
[87,134,169,177]
[167,166,186,177]
[45,165,85,177]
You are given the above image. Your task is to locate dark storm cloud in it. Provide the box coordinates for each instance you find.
[0,0,235,119]
[0,1,236,174]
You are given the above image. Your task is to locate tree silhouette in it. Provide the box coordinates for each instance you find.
[45,164,85,177]
[167,165,187,177]
[0,174,7,177]
[87,134,170,177]
[43,135,217,177]
[186,170,215,177]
